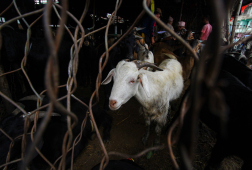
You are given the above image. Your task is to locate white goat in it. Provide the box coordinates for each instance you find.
[134,38,154,70]
[134,35,153,63]
[102,58,184,145]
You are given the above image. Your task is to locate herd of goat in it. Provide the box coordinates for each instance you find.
[0,23,252,170]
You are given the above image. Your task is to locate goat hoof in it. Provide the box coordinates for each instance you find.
[103,139,110,144]
[102,136,110,143]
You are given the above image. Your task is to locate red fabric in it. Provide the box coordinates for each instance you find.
[230,3,252,21]
[152,21,156,37]
[241,3,252,14]
[241,5,248,14]
[201,23,212,40]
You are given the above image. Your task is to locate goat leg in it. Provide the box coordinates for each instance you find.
[142,118,150,146]
[101,112,113,143]
[154,124,162,146]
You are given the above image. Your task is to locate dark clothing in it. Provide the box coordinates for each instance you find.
[139,16,155,46]
[177,28,187,38]
[140,16,155,38]
[173,28,188,57]
[144,35,151,47]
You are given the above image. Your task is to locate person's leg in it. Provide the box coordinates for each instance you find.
[145,35,151,47]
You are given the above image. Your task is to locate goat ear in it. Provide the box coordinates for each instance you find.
[138,73,150,97]
[102,69,115,85]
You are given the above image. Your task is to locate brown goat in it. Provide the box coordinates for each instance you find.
[152,40,200,81]
[154,40,200,116]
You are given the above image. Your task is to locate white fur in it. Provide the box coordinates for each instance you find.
[137,43,154,63]
[238,54,247,61]
[136,43,154,71]
[145,51,154,64]
[103,59,183,132]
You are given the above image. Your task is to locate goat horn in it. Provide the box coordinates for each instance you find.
[239,55,247,61]
[87,25,95,31]
[134,27,145,31]
[4,25,15,30]
[132,60,163,71]
[162,53,177,60]
[25,111,61,122]
[134,35,143,39]
[19,95,45,101]
[12,102,25,115]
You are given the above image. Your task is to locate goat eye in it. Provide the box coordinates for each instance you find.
[130,80,135,84]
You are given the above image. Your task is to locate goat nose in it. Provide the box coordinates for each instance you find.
[109,100,117,107]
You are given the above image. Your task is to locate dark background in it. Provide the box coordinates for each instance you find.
[1,0,252,33]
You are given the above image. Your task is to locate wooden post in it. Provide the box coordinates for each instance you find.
[226,9,230,44]
[93,0,95,30]
[92,0,96,39]
[179,0,184,21]
[230,0,243,44]
[0,32,15,114]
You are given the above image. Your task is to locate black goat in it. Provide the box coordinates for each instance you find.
[179,67,252,169]
[0,116,27,169]
[221,54,252,89]
[91,32,139,110]
[225,52,248,67]
[0,96,112,170]
[203,70,252,169]
[0,27,28,101]
[0,26,95,98]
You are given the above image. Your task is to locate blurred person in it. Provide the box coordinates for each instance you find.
[162,16,175,45]
[177,21,187,37]
[153,8,163,42]
[139,8,162,46]
[200,15,212,40]
[173,21,187,57]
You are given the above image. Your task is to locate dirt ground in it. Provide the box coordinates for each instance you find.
[0,85,243,170]
[72,86,243,170]
[73,97,175,170]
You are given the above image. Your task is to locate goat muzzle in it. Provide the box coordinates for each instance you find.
[109,100,117,108]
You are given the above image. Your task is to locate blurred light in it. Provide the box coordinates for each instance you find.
[0,17,5,22]
[35,0,59,4]
[107,13,111,18]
